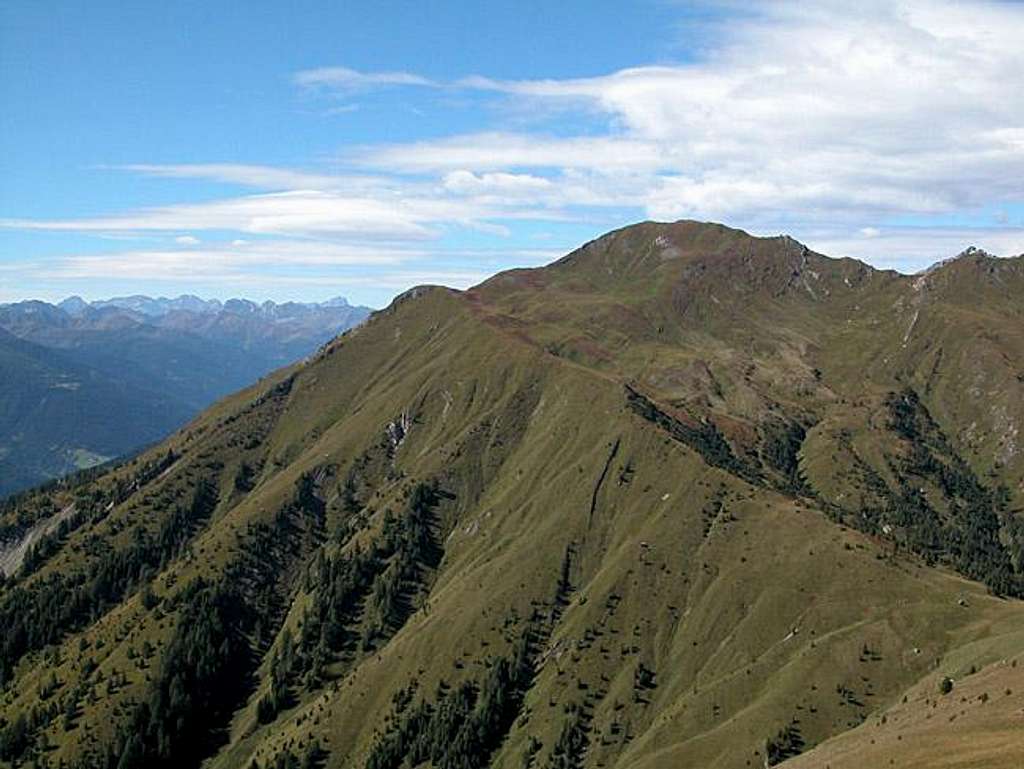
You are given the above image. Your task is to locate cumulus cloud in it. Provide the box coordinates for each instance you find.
[356,0,1024,224]
[174,235,200,245]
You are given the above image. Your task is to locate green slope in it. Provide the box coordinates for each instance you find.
[0,221,1022,769]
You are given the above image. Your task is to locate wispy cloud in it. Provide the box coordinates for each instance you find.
[358,133,667,174]
[27,239,564,286]
[294,66,436,91]
[804,224,1024,272]
[3,191,448,239]
[35,239,416,280]
[112,163,352,191]
[1,172,582,240]
[18,238,524,303]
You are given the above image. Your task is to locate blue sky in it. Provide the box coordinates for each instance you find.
[2,0,1023,308]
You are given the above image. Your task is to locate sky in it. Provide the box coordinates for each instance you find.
[1,0,1023,308]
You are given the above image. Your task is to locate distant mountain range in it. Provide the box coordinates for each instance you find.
[56,293,360,318]
[0,294,372,496]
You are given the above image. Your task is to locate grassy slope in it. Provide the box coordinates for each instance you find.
[1,223,1022,769]
[787,646,1024,769]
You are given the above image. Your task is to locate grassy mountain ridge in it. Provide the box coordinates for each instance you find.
[0,221,1022,769]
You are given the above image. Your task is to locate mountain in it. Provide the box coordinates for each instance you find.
[0,221,1022,769]
[0,295,371,496]
[0,328,192,497]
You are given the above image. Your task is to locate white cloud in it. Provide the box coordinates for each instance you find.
[360,133,666,174]
[2,191,444,239]
[353,0,1024,223]
[36,240,418,281]
[267,270,492,291]
[165,269,497,298]
[796,224,1024,273]
[0,172,580,240]
[174,235,200,245]
[323,104,361,116]
[27,241,565,285]
[20,238,531,303]
[294,66,435,91]
[113,163,367,191]
[442,170,553,196]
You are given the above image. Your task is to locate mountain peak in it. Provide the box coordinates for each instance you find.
[319,296,351,308]
[958,245,994,258]
[910,247,1024,298]
[43,294,369,319]
[506,218,865,309]
[919,245,998,275]
[57,295,89,316]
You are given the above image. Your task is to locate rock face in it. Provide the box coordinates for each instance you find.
[0,503,75,577]
[0,221,1022,769]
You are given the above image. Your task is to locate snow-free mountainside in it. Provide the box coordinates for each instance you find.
[0,221,1022,769]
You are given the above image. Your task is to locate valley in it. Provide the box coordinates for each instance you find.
[0,295,371,497]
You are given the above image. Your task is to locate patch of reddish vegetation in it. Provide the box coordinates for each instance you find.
[565,336,613,363]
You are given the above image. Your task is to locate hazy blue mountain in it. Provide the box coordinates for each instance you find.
[0,295,372,496]
[0,327,192,497]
